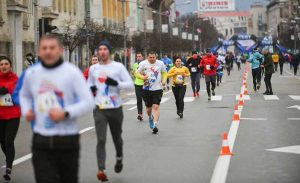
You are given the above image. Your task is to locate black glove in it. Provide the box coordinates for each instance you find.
[105,77,118,86]
[0,87,9,95]
[90,86,97,96]
[210,65,215,70]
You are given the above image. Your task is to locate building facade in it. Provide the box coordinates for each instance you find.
[266,0,289,36]
[248,2,267,38]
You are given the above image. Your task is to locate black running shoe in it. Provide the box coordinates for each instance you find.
[152,127,159,134]
[268,91,273,95]
[137,115,143,121]
[208,96,211,101]
[263,91,269,95]
[178,113,183,119]
[3,169,11,181]
[212,90,215,96]
[114,159,123,173]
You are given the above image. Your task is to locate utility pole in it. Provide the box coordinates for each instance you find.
[33,0,39,58]
[121,0,127,70]
[85,0,90,68]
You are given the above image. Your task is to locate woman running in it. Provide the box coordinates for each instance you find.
[167,58,190,118]
[0,57,21,181]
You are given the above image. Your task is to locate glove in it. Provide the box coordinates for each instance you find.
[90,86,97,96]
[105,77,118,86]
[210,65,215,70]
[0,87,9,95]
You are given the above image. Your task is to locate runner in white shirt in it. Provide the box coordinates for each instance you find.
[136,51,167,134]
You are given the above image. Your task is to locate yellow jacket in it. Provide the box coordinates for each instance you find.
[167,66,190,86]
[272,54,279,63]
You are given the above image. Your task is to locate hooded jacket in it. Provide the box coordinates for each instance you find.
[248,52,263,69]
[0,71,21,120]
[200,55,219,76]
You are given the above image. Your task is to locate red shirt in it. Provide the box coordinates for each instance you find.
[200,55,219,76]
[0,71,21,120]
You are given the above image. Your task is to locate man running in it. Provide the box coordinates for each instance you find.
[186,51,201,97]
[248,48,264,92]
[132,52,144,121]
[20,34,94,183]
[88,41,134,181]
[136,51,167,134]
[200,49,219,101]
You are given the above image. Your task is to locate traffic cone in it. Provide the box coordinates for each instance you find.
[239,94,243,100]
[244,83,248,88]
[233,110,240,121]
[243,87,249,95]
[220,133,233,156]
[238,99,244,106]
[234,104,238,111]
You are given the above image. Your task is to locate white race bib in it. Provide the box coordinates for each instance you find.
[37,91,62,113]
[0,94,13,106]
[206,65,211,70]
[176,75,184,84]
[98,95,114,109]
[191,67,197,72]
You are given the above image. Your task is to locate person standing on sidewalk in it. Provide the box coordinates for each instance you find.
[272,52,279,72]
[167,58,190,118]
[0,57,21,182]
[135,51,167,134]
[20,34,94,183]
[200,48,219,101]
[262,48,275,95]
[186,51,201,97]
[88,41,134,182]
[132,52,144,121]
[248,48,263,92]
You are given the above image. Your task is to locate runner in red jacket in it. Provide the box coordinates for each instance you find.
[0,56,21,181]
[200,48,219,100]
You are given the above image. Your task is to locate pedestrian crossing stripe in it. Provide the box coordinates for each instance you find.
[211,96,222,101]
[235,95,251,100]
[184,97,195,103]
[263,95,279,100]
[289,95,300,101]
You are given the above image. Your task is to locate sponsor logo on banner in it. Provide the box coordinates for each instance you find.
[198,0,235,12]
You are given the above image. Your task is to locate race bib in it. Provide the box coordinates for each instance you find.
[98,96,114,109]
[191,67,197,72]
[37,91,62,113]
[206,65,211,70]
[176,75,184,84]
[0,94,13,106]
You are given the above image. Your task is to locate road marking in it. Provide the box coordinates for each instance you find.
[263,95,279,100]
[210,156,231,183]
[161,97,170,104]
[184,97,195,103]
[285,70,300,79]
[1,126,95,168]
[126,92,135,96]
[240,118,267,121]
[235,95,251,100]
[128,106,137,111]
[289,95,300,101]
[163,90,172,95]
[228,121,240,151]
[211,96,222,101]
[287,105,300,111]
[288,118,300,121]
[123,99,137,105]
[267,145,300,155]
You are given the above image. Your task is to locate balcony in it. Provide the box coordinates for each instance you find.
[7,0,27,12]
[41,7,59,19]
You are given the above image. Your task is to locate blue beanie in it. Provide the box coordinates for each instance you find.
[98,40,112,53]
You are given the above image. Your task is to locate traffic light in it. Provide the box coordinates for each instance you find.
[39,18,58,37]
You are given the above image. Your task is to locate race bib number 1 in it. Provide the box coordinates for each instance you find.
[176,75,184,84]
[206,65,211,70]
[0,94,13,106]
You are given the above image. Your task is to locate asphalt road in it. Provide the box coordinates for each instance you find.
[0,63,299,183]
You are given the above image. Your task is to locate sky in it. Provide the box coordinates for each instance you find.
[175,0,262,15]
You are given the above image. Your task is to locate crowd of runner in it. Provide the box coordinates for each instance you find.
[0,34,299,183]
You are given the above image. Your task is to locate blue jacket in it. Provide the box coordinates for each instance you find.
[248,52,263,69]
[161,57,173,71]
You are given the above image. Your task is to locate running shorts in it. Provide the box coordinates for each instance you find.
[142,90,163,107]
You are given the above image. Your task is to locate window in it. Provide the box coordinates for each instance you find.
[0,0,3,25]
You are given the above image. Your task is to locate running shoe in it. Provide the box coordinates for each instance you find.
[178,113,183,119]
[196,92,200,97]
[257,84,260,90]
[212,90,215,96]
[149,116,154,129]
[97,171,108,182]
[137,115,143,121]
[208,96,211,101]
[193,93,196,97]
[268,91,273,95]
[152,126,159,134]
[3,168,11,182]
[114,158,123,173]
[263,91,269,95]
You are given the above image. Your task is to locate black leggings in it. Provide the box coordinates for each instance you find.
[279,63,284,75]
[252,68,261,90]
[0,118,20,169]
[172,85,186,113]
[135,85,143,115]
[264,74,273,92]
[294,64,299,75]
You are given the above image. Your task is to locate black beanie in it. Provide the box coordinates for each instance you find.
[98,40,112,53]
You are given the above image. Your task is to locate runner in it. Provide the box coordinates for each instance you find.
[132,52,144,121]
[135,51,167,134]
[236,54,242,71]
[272,52,279,72]
[161,54,173,90]
[216,53,225,86]
[19,34,94,183]
[200,49,219,101]
[262,48,275,95]
[88,41,134,181]
[0,57,21,182]
[225,52,234,76]
[167,58,190,118]
[84,55,99,80]
[279,53,286,75]
[186,51,201,97]
[248,48,263,92]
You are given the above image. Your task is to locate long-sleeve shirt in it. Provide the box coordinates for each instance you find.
[167,66,190,86]
[248,52,263,69]
[20,62,94,136]
[200,55,219,76]
[88,61,134,109]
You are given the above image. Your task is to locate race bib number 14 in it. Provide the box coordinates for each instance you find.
[0,94,14,106]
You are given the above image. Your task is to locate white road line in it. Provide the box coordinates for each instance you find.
[1,127,95,168]
[123,99,137,105]
[263,95,279,100]
[267,145,300,154]
[235,95,251,100]
[240,118,267,121]
[161,97,170,104]
[210,156,231,183]
[126,92,135,96]
[288,118,300,121]
[228,121,240,151]
[184,97,195,103]
[128,106,137,111]
[163,90,172,95]
[211,96,222,101]
[289,95,300,101]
